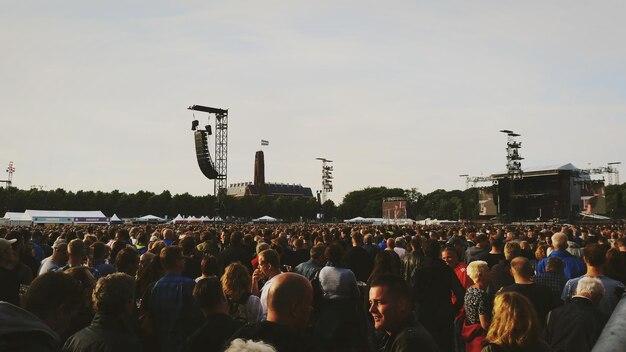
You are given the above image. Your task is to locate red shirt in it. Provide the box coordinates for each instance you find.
[452,262,474,319]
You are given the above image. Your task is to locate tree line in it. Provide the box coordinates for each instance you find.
[0,183,624,222]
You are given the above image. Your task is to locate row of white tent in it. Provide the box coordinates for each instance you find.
[135,214,282,224]
[170,214,224,223]
[1,210,283,225]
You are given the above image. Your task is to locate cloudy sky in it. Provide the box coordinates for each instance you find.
[1,1,625,203]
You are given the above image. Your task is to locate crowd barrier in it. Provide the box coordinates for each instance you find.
[592,294,626,352]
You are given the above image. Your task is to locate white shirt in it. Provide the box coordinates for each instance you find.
[259,274,280,320]
[393,247,406,258]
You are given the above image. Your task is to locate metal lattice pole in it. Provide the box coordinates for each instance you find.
[215,112,228,196]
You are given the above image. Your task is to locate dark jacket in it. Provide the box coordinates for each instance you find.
[343,245,373,282]
[412,258,464,352]
[227,320,318,352]
[490,260,514,292]
[0,301,60,352]
[543,296,606,352]
[379,315,440,352]
[400,252,422,284]
[219,245,253,273]
[180,313,242,352]
[62,314,141,352]
[465,246,489,264]
[412,258,465,321]
[500,283,555,326]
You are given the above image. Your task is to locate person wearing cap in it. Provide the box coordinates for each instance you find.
[251,242,270,270]
[39,238,69,275]
[447,236,467,263]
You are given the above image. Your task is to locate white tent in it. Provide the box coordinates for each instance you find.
[110,214,124,224]
[3,212,25,221]
[252,215,280,223]
[374,218,415,225]
[171,214,186,224]
[135,215,166,223]
[1,212,31,226]
[415,218,458,226]
[208,216,224,222]
[186,216,202,222]
[23,210,109,224]
[344,217,374,224]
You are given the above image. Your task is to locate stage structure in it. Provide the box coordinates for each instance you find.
[188,105,228,197]
[461,131,615,223]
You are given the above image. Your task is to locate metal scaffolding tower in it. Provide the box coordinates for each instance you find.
[316,158,333,204]
[1,161,14,189]
[500,130,523,179]
[188,105,228,196]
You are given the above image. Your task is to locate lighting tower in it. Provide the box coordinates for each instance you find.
[500,130,523,179]
[316,158,333,204]
[1,161,15,215]
[2,161,15,188]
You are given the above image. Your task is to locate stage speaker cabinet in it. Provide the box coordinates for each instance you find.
[194,131,219,179]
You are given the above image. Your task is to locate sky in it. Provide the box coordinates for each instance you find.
[1,1,625,204]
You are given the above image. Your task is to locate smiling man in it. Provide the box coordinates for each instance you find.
[369,274,439,352]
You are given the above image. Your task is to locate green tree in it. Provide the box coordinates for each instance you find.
[321,199,337,221]
[338,186,405,218]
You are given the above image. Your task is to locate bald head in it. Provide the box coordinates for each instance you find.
[267,273,313,330]
[510,256,533,279]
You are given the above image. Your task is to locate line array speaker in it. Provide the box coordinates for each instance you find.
[194,131,219,179]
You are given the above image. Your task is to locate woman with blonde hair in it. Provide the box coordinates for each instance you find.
[221,262,263,323]
[481,292,550,352]
[462,260,492,352]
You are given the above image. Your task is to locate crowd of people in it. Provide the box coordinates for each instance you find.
[0,222,625,352]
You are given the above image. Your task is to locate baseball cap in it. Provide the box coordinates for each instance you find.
[448,237,464,246]
[0,238,17,253]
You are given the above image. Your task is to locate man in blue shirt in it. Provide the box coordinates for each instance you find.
[536,233,586,280]
[151,246,203,352]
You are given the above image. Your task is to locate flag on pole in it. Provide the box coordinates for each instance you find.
[261,140,269,146]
